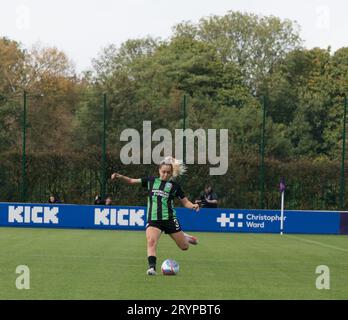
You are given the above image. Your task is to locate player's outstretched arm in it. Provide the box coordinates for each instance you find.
[180,197,200,212]
[111,173,141,185]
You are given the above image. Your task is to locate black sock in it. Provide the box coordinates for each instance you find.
[148,256,157,270]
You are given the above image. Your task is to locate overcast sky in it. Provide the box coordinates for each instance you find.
[0,0,347,72]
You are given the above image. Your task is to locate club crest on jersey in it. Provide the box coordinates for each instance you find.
[165,182,172,190]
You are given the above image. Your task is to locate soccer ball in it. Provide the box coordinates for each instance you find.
[161,259,179,275]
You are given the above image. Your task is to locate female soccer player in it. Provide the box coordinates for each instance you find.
[111,156,199,275]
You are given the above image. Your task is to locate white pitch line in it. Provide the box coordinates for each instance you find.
[284,235,348,253]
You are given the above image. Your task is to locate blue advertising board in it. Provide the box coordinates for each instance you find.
[175,208,340,234]
[0,203,145,230]
[0,202,345,235]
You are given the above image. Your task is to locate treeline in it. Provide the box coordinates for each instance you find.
[1,11,348,209]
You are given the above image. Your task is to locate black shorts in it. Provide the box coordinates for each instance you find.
[146,218,182,234]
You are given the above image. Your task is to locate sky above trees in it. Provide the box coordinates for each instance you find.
[0,0,347,72]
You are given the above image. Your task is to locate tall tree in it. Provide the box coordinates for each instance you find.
[23,45,80,154]
[0,37,27,153]
[173,11,302,93]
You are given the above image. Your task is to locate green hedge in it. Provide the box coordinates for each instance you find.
[0,151,344,210]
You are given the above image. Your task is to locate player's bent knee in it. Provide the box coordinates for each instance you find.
[181,244,189,251]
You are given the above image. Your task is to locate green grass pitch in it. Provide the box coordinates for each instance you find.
[0,227,347,300]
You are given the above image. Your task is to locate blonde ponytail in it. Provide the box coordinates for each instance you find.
[160,156,187,178]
